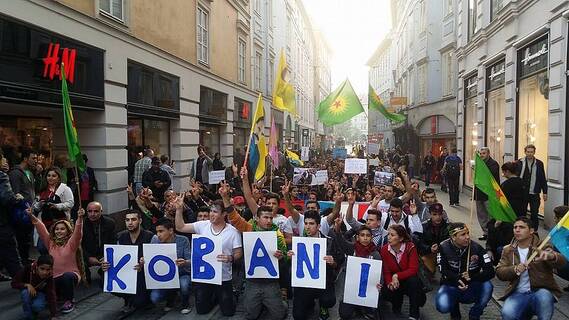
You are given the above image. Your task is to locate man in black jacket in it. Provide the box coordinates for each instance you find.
[82,201,116,283]
[0,150,23,277]
[142,157,171,203]
[474,147,500,241]
[516,144,547,230]
[435,223,495,320]
[416,203,449,276]
[9,149,40,265]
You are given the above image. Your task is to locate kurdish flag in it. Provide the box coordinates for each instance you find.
[317,79,364,126]
[285,149,303,167]
[61,64,86,172]
[550,210,569,259]
[248,94,268,182]
[474,153,516,222]
[272,49,297,115]
[368,85,406,123]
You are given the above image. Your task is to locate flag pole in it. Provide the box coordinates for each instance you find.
[62,62,83,212]
[466,149,477,271]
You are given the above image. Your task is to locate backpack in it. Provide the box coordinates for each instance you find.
[445,157,461,178]
[383,214,410,232]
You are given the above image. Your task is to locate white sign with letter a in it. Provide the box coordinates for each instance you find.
[343,256,382,308]
[243,232,280,279]
[103,245,139,294]
[143,243,180,290]
[291,237,327,289]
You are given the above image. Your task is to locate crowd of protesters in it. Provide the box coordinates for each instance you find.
[0,142,567,320]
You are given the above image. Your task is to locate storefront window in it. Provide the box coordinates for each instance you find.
[127,118,170,156]
[199,125,221,156]
[464,75,478,187]
[0,118,52,166]
[199,87,227,119]
[517,73,548,170]
[486,60,506,167]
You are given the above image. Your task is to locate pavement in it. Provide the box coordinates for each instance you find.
[2,182,569,319]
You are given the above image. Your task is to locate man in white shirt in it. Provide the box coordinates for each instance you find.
[174,198,243,316]
[380,198,422,239]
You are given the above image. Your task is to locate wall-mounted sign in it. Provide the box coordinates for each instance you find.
[464,74,478,99]
[486,60,505,91]
[518,35,549,79]
[390,97,407,106]
[42,43,76,84]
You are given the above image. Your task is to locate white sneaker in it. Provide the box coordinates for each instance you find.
[180,307,192,314]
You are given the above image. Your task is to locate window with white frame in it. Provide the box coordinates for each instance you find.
[468,0,479,40]
[491,0,504,21]
[238,39,246,83]
[197,6,209,64]
[442,51,455,96]
[100,0,124,21]
[419,1,427,33]
[418,64,427,103]
[255,51,262,91]
[443,0,453,16]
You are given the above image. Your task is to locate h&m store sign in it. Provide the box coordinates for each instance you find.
[0,16,104,110]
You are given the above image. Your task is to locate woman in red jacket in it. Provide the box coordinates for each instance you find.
[380,224,424,320]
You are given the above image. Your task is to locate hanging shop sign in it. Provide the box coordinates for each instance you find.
[518,35,549,79]
[486,60,505,91]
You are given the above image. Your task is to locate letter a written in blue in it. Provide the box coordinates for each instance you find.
[296,243,320,279]
[247,238,277,277]
[192,237,216,280]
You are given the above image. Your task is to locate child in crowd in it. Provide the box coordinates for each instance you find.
[11,255,57,319]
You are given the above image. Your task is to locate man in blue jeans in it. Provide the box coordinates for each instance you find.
[435,223,494,320]
[148,218,192,314]
[496,217,566,320]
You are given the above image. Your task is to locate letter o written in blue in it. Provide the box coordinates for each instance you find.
[148,255,176,282]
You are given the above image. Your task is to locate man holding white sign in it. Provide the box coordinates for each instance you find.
[101,210,154,314]
[220,180,288,319]
[288,211,344,320]
[175,198,243,317]
[147,218,192,314]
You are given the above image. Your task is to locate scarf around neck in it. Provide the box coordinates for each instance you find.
[354,241,377,258]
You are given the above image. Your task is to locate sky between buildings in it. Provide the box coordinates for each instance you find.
[302,0,392,96]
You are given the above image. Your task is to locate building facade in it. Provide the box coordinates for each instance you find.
[456,0,569,226]
[368,35,396,149]
[0,0,330,215]
[389,0,458,167]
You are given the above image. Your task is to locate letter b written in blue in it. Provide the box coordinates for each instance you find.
[296,243,320,279]
[192,237,216,280]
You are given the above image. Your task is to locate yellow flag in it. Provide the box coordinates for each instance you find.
[272,49,297,115]
[248,94,268,181]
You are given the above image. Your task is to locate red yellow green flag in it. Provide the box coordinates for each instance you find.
[61,64,86,172]
[474,153,516,222]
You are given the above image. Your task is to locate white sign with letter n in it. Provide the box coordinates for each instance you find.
[291,237,327,289]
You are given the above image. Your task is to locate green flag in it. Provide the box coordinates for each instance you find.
[368,84,406,123]
[61,64,86,172]
[317,79,364,126]
[474,153,516,222]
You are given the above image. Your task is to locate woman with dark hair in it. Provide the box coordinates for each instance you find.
[213,153,225,171]
[363,189,375,202]
[34,167,74,233]
[500,161,525,217]
[380,224,424,320]
[27,207,84,314]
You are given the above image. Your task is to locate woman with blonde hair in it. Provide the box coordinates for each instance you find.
[28,207,84,314]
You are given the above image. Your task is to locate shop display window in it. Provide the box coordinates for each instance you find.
[127,118,170,156]
[0,117,52,166]
[487,88,505,166]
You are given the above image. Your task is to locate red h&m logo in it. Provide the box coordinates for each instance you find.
[42,43,76,84]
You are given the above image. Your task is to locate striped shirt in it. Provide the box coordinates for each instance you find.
[133,157,152,183]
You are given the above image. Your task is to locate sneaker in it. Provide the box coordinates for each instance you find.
[319,306,330,320]
[61,300,75,313]
[180,303,192,314]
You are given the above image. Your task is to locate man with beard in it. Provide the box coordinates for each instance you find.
[102,210,153,314]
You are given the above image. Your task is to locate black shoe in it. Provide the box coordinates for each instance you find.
[478,235,488,241]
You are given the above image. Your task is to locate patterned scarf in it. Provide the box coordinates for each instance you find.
[252,220,288,260]
[354,241,377,258]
